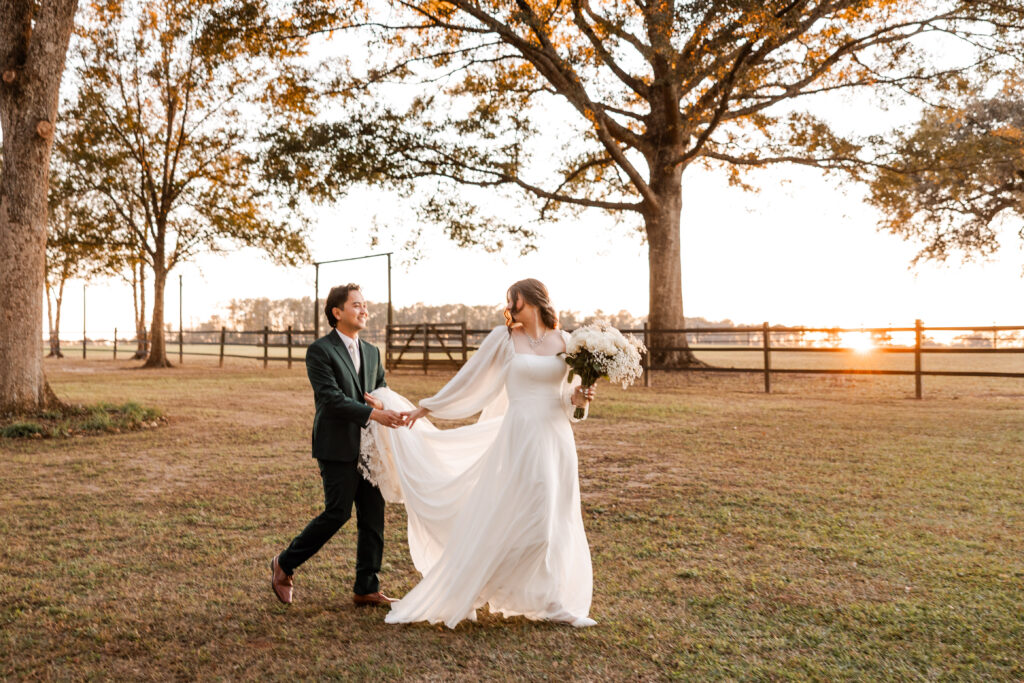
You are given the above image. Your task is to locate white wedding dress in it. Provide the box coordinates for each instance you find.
[360,326,595,628]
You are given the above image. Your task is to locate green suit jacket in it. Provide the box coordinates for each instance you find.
[305,330,386,462]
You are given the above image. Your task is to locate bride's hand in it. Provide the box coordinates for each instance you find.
[571,385,596,408]
[402,406,431,428]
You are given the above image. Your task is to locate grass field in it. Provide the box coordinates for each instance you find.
[1,358,1022,680]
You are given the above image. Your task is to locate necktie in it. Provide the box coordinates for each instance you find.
[347,339,361,374]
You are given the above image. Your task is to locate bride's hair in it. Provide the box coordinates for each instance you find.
[505,278,559,333]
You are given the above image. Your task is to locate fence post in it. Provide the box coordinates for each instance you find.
[461,322,468,366]
[219,327,226,367]
[287,325,293,369]
[762,321,771,394]
[113,327,118,360]
[422,323,429,375]
[82,284,87,359]
[643,322,651,388]
[914,319,923,399]
[263,326,270,369]
[385,324,391,370]
[178,326,183,365]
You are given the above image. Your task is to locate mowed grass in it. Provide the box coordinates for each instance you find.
[1,358,1022,680]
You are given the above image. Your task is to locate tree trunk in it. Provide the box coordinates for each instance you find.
[0,0,78,413]
[643,163,702,369]
[132,260,148,359]
[46,275,65,358]
[142,262,171,367]
[45,278,60,358]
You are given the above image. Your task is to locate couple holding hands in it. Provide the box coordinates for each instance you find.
[271,279,597,628]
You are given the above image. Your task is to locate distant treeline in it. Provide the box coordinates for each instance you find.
[188,297,1022,348]
[193,297,739,334]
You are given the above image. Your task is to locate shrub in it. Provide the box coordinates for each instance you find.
[2,422,45,438]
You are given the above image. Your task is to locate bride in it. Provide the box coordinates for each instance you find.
[364,278,597,628]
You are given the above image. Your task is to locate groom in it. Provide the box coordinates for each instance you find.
[271,283,406,607]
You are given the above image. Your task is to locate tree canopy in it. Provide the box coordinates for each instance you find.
[61,0,338,366]
[868,93,1024,264]
[263,0,1016,364]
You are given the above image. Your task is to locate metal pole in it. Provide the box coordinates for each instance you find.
[82,284,87,359]
[113,327,118,360]
[387,252,393,327]
[762,321,771,393]
[314,263,320,339]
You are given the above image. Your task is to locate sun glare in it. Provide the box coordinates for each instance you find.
[841,332,875,353]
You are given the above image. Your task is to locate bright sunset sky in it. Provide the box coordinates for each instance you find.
[69,155,1024,337]
[55,28,1024,337]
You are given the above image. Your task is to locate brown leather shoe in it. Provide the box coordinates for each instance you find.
[270,555,293,605]
[352,591,396,607]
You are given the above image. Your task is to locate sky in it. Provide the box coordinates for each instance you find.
[50,18,1024,338]
[65,155,1024,338]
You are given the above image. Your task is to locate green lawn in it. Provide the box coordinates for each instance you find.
[1,359,1022,680]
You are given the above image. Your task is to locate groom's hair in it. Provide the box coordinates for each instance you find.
[325,283,361,328]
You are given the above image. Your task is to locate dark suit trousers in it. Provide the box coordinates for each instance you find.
[278,459,385,595]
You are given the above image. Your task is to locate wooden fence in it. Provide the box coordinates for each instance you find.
[385,323,471,372]
[50,321,1024,399]
[636,321,1024,398]
[382,321,1024,399]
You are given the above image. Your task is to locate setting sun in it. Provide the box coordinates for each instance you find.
[841,332,876,353]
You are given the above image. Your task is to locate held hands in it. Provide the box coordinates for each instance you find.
[401,407,430,429]
[367,393,405,429]
[370,408,405,428]
[571,384,596,408]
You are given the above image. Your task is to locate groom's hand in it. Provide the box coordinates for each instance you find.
[370,409,405,428]
[364,392,384,410]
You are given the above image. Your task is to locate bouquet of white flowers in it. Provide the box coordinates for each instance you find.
[562,324,646,419]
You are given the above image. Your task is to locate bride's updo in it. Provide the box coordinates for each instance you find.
[505,278,559,332]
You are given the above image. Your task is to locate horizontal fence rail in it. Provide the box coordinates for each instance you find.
[626,321,1024,398]
[43,326,384,368]
[45,320,1024,398]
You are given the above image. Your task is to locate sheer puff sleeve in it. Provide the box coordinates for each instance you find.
[419,327,514,420]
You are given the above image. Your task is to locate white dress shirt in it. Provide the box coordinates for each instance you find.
[336,328,371,427]
[336,328,361,374]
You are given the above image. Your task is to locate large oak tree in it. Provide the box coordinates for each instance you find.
[267,0,1009,365]
[63,0,336,367]
[1,0,79,413]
